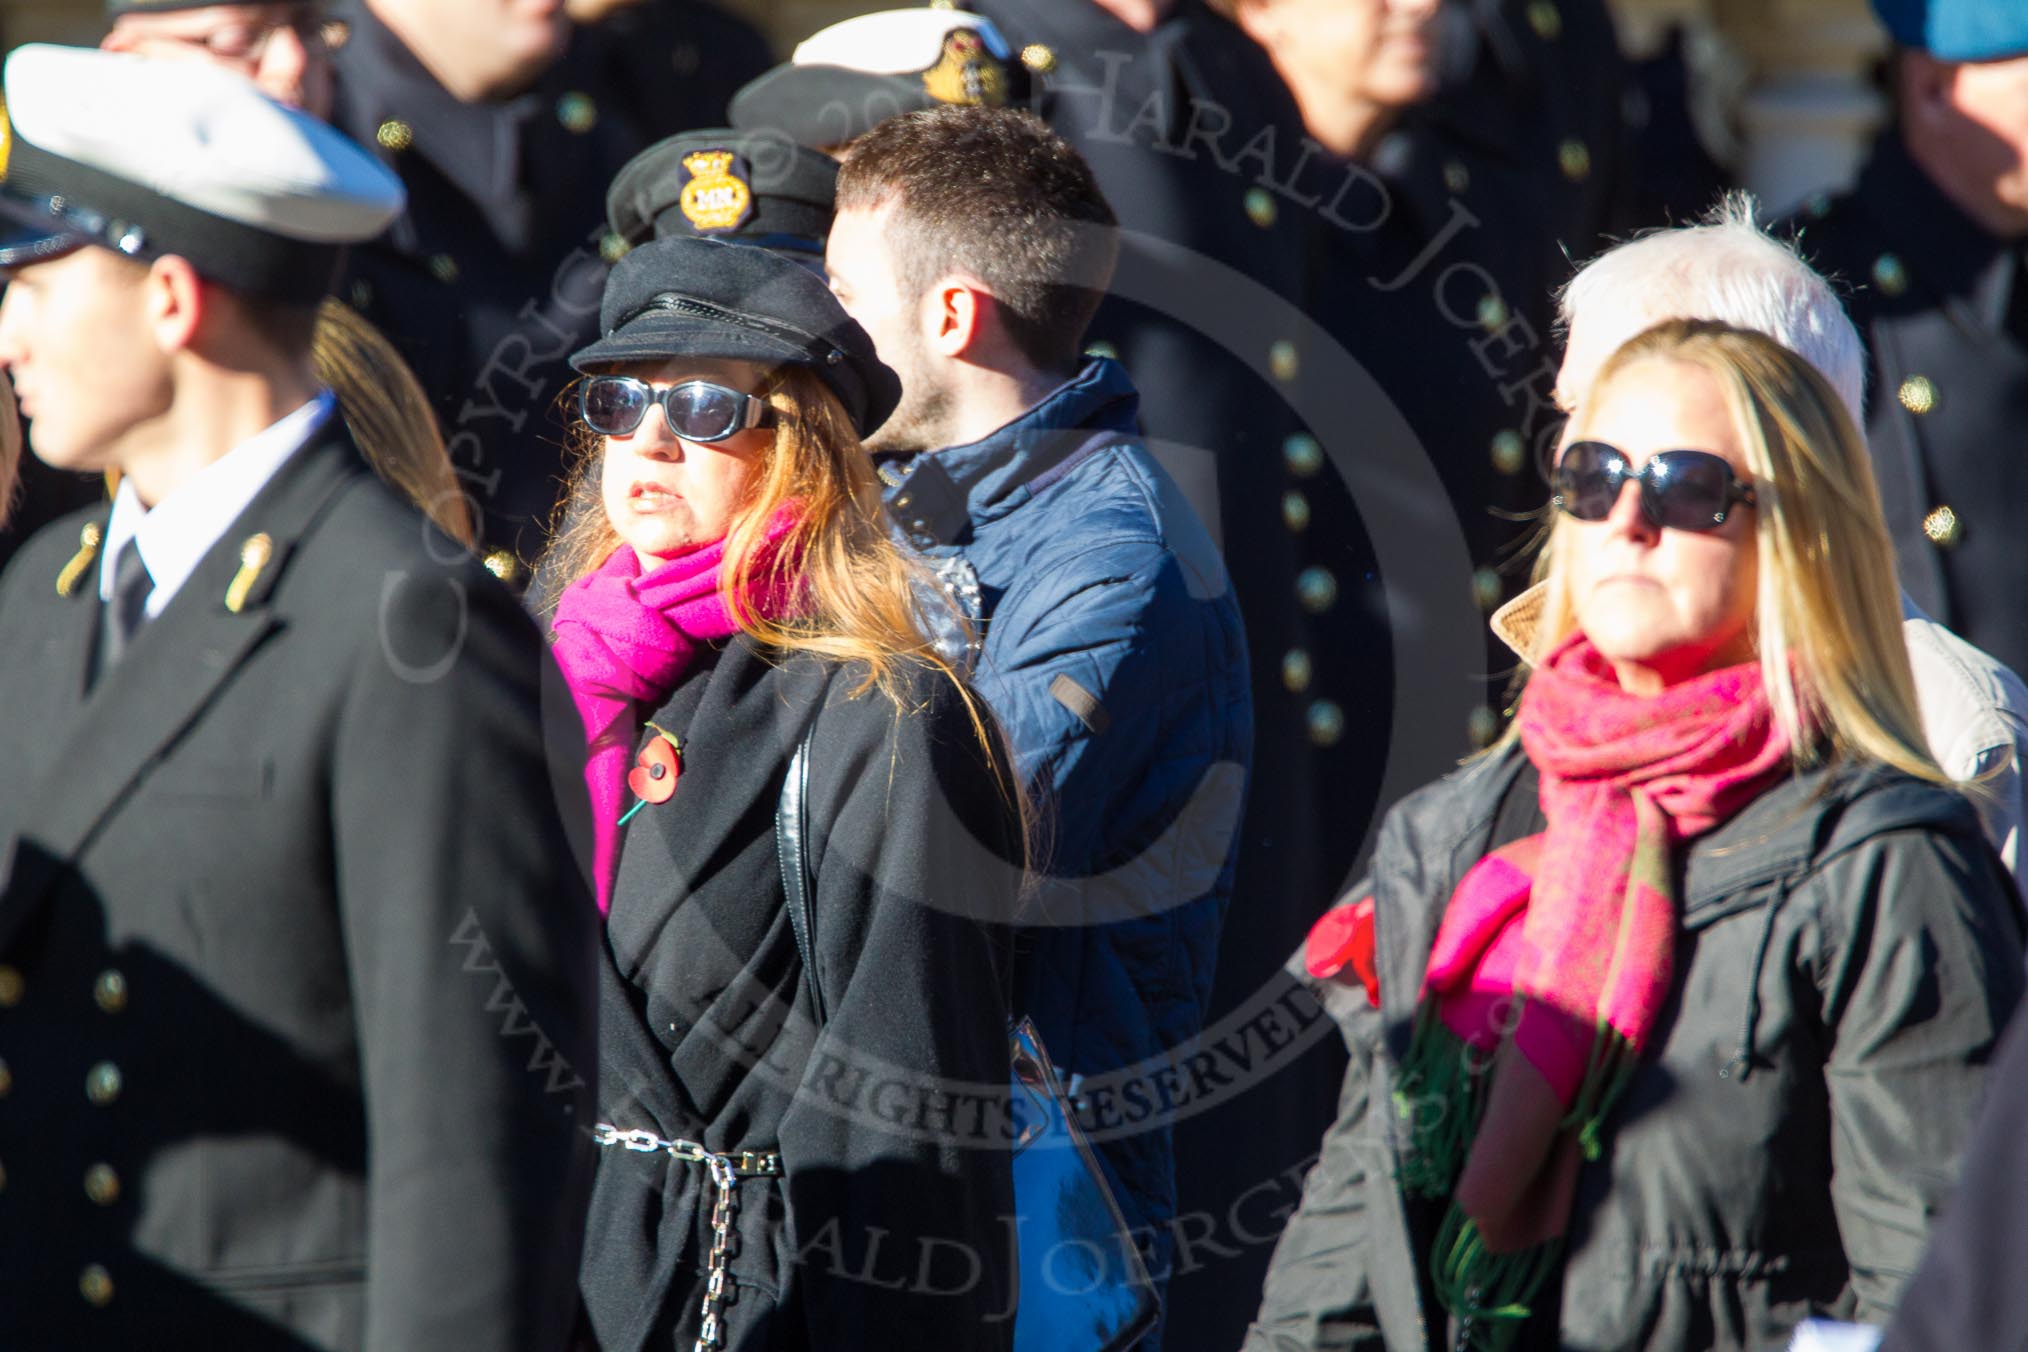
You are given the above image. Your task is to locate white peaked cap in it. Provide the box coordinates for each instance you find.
[791,9,1014,74]
[0,45,405,300]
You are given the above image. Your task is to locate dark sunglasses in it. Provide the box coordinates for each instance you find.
[577,376,771,442]
[1553,440,1757,533]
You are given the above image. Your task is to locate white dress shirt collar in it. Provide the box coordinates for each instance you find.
[100,391,335,617]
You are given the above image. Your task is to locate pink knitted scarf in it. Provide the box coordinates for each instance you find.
[1397,632,1792,1348]
[551,515,796,911]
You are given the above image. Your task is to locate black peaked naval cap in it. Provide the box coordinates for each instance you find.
[571,236,901,440]
[606,129,839,257]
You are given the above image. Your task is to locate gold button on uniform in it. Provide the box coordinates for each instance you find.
[1923,505,1963,548]
[94,970,127,1015]
[1473,567,1504,612]
[1282,434,1323,478]
[1897,375,1938,414]
[1244,187,1278,230]
[84,1163,120,1207]
[483,550,521,584]
[1282,649,1313,694]
[375,119,413,153]
[427,253,460,285]
[599,231,631,264]
[1558,138,1591,182]
[1021,43,1056,74]
[1306,700,1346,748]
[1476,294,1508,333]
[1281,491,1310,533]
[1872,254,1909,297]
[1442,160,1470,195]
[1269,340,1300,384]
[0,966,22,1008]
[86,1061,123,1108]
[1527,1,1562,39]
[1491,429,1526,476]
[1296,567,1338,614]
[79,1264,114,1307]
[556,92,597,135]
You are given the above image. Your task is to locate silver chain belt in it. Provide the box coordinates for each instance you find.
[591,1123,784,1352]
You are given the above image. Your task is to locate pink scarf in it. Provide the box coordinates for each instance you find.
[1398,633,1792,1347]
[551,516,795,911]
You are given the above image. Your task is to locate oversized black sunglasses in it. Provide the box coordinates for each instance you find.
[577,376,772,442]
[1552,440,1757,533]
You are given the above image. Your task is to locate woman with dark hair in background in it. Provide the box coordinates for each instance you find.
[546,236,1022,1352]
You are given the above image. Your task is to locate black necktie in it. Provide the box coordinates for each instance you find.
[93,537,154,686]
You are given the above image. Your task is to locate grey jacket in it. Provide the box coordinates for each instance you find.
[1246,745,2024,1352]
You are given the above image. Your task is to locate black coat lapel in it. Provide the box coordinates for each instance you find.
[0,426,365,953]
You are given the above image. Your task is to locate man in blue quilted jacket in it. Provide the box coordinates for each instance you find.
[828,104,1254,1341]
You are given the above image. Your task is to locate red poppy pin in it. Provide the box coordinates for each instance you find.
[618,724,682,826]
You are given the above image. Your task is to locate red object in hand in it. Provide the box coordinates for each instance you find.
[626,734,681,805]
[1305,896,1379,1007]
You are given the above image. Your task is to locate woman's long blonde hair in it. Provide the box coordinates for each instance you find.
[1528,318,1943,782]
[313,298,475,548]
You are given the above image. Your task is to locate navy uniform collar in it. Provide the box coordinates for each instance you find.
[1855,128,2021,334]
[880,358,1141,547]
[334,2,536,211]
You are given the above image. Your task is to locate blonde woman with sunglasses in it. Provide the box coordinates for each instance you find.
[1263,318,2022,1352]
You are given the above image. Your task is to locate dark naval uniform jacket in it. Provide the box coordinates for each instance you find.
[579,638,1019,1352]
[0,421,599,1348]
[1792,130,2028,677]
[328,3,644,575]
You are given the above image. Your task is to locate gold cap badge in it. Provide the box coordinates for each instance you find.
[923,30,1009,107]
[679,150,755,234]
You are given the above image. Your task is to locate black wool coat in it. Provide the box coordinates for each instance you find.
[0,424,600,1348]
[579,637,1021,1352]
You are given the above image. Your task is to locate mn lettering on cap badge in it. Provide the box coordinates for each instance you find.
[678,150,755,234]
[923,29,1008,107]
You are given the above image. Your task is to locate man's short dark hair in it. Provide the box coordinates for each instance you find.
[836,106,1119,372]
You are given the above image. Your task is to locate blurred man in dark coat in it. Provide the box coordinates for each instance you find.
[0,45,596,1347]
[326,0,769,582]
[728,8,1600,1346]
[1789,0,2028,676]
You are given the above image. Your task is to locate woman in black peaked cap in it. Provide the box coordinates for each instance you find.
[547,236,1023,1351]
